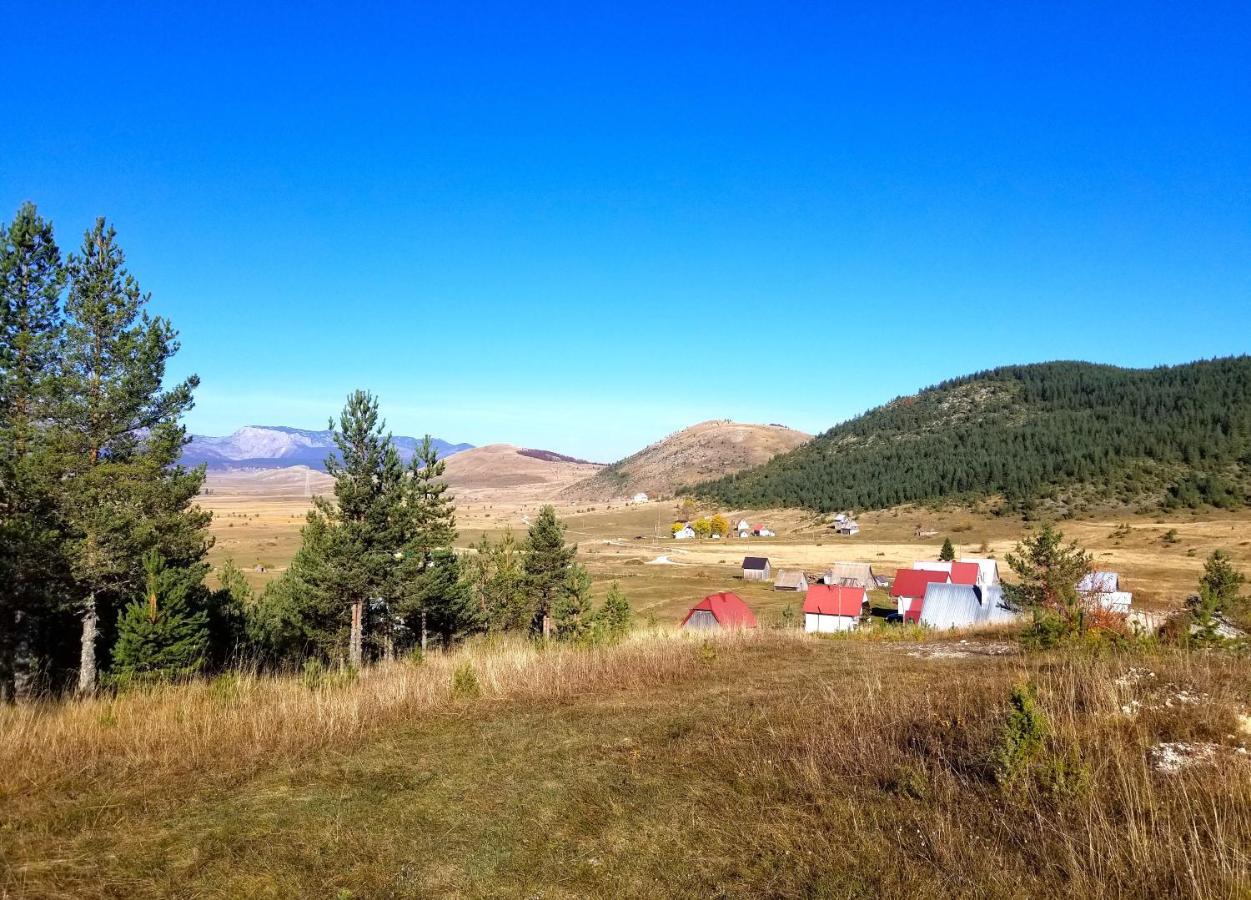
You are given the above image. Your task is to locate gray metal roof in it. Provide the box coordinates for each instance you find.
[920,582,1020,629]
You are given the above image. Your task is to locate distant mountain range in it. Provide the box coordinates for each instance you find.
[183,426,473,471]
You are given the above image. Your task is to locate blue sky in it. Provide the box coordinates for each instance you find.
[3,2,1249,460]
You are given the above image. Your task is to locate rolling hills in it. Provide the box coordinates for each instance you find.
[694,357,1251,514]
[441,443,604,501]
[563,420,810,500]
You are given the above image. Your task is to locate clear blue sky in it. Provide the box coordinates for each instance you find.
[3,2,1249,461]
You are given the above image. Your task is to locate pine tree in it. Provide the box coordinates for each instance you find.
[595,581,632,642]
[56,218,207,694]
[0,203,67,701]
[207,558,252,666]
[939,537,955,562]
[110,551,209,681]
[522,505,576,637]
[273,391,404,666]
[396,435,461,649]
[1004,524,1092,635]
[552,563,593,640]
[464,527,529,632]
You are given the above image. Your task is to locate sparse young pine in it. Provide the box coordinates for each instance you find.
[597,581,632,640]
[522,505,576,636]
[552,564,594,640]
[1004,523,1092,636]
[464,527,529,632]
[939,537,955,562]
[110,551,210,682]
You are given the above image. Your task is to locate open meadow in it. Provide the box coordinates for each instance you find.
[200,470,1251,622]
[3,628,1250,898]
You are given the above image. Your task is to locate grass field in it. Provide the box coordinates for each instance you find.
[199,472,1251,622]
[3,629,1250,898]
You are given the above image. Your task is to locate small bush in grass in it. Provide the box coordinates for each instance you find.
[406,645,425,666]
[993,681,1048,786]
[696,641,717,666]
[1035,746,1091,800]
[301,659,325,690]
[452,662,481,699]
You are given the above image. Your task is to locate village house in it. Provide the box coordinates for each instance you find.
[1078,571,1133,613]
[774,569,808,591]
[891,568,951,620]
[742,556,772,581]
[823,562,877,591]
[961,557,1001,587]
[629,492,649,504]
[834,519,860,535]
[803,584,866,633]
[673,524,696,540]
[916,582,1020,629]
[681,592,758,631]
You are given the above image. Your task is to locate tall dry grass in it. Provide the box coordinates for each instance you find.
[0,628,754,797]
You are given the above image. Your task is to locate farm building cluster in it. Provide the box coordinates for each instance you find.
[679,554,1137,634]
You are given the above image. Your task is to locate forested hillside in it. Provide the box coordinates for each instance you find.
[695,358,1251,514]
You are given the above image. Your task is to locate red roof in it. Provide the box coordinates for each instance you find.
[890,568,950,598]
[949,561,980,586]
[903,600,923,624]
[681,591,758,628]
[803,584,866,617]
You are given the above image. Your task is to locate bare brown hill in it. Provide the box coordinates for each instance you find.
[563,420,810,501]
[442,444,605,501]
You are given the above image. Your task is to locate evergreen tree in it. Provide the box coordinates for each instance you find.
[274,391,404,666]
[395,435,462,649]
[522,505,576,636]
[1004,524,1092,635]
[464,527,529,632]
[207,558,252,666]
[0,203,67,701]
[110,551,209,681]
[56,219,207,694]
[552,563,593,640]
[939,537,955,562]
[595,581,632,642]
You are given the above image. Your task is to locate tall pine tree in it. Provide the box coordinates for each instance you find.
[110,550,209,682]
[57,218,209,694]
[0,203,67,701]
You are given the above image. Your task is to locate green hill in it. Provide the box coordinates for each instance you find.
[694,357,1251,514]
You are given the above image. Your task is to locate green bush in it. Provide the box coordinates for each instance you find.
[993,681,1048,786]
[451,661,481,699]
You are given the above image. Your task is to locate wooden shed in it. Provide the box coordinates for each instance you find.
[742,556,772,581]
[773,569,808,591]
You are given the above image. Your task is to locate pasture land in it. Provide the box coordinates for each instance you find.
[199,471,1251,621]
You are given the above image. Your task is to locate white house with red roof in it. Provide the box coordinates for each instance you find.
[803,584,866,632]
[892,568,952,620]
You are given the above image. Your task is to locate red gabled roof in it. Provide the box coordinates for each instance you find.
[949,561,980,586]
[803,584,865,617]
[681,591,758,628]
[890,568,950,598]
[903,599,923,624]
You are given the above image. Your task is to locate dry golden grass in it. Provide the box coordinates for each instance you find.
[3,628,1251,898]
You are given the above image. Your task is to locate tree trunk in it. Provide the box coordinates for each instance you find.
[542,613,552,640]
[77,594,98,696]
[420,608,428,653]
[0,603,16,703]
[348,599,363,669]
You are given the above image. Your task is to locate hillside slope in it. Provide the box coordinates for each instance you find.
[694,358,1251,514]
[564,420,810,500]
[443,444,604,501]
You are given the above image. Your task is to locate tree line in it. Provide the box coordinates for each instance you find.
[0,203,629,700]
[694,358,1251,514]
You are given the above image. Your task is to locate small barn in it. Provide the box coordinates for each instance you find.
[917,582,1020,629]
[736,519,751,533]
[803,584,866,633]
[774,569,808,591]
[681,592,758,631]
[823,562,877,591]
[891,568,951,619]
[673,524,696,540]
[630,492,649,504]
[834,520,860,535]
[742,556,772,581]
